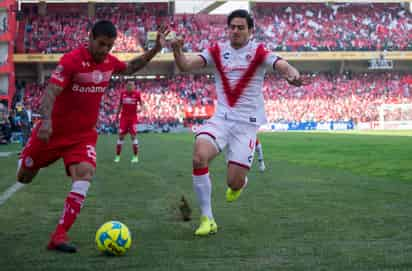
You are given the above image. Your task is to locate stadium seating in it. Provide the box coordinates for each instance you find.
[18,3,412,53]
[21,73,412,131]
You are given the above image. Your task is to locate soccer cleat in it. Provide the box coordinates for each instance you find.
[47,231,77,253]
[114,156,120,163]
[258,160,266,172]
[194,215,218,236]
[131,156,139,163]
[226,187,243,202]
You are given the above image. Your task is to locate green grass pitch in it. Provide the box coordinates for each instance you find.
[0,131,412,270]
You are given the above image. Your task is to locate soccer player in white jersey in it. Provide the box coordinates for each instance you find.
[172,9,308,236]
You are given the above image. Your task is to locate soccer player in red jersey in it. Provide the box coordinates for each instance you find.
[16,21,169,253]
[114,80,143,163]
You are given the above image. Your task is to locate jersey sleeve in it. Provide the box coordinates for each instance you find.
[113,56,127,73]
[264,52,282,71]
[199,48,214,67]
[49,54,75,88]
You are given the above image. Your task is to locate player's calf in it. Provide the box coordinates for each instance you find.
[227,165,249,191]
[226,164,249,202]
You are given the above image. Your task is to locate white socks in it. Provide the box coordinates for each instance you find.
[71,180,90,197]
[192,172,213,220]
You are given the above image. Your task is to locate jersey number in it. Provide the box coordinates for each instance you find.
[86,145,97,161]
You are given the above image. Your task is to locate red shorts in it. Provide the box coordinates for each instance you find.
[20,123,98,176]
[119,118,138,136]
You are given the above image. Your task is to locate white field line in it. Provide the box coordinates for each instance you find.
[0,182,24,206]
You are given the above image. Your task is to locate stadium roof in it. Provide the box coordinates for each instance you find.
[19,0,409,3]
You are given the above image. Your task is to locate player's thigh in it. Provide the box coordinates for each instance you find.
[18,125,61,182]
[193,138,219,167]
[194,118,228,165]
[129,120,138,137]
[119,118,128,137]
[63,132,97,180]
[226,123,258,170]
[195,117,229,152]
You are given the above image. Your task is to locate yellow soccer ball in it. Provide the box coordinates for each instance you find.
[95,221,132,256]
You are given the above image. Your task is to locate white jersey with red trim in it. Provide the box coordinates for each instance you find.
[200,41,280,126]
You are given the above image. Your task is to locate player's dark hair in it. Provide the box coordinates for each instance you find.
[227,9,254,29]
[91,20,117,39]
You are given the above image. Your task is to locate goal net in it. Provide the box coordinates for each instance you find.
[378,103,412,130]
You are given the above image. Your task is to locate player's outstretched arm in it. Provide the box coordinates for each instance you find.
[37,83,63,142]
[171,37,205,72]
[275,59,310,87]
[120,25,170,75]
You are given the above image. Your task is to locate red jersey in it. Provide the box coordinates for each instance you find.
[120,90,141,119]
[49,46,126,135]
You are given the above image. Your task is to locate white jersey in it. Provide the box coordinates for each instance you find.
[200,41,281,126]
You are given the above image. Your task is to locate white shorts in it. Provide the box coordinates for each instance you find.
[196,116,258,169]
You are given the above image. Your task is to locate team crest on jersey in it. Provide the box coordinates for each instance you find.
[25,156,33,168]
[92,71,104,84]
[223,52,230,60]
[246,54,252,60]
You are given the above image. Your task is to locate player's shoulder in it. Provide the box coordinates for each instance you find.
[250,40,267,51]
[59,47,86,68]
[106,53,122,64]
[62,47,85,61]
[206,41,228,51]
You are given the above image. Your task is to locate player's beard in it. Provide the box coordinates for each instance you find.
[230,35,249,49]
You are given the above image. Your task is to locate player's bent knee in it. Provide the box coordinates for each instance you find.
[192,152,208,169]
[70,163,95,181]
[17,168,38,184]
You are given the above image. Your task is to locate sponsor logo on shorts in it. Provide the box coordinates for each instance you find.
[25,156,33,168]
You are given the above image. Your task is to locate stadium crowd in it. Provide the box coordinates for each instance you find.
[21,3,167,53]
[19,3,412,53]
[15,72,411,134]
[6,2,411,142]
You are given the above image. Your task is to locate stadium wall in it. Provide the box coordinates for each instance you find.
[0,0,16,108]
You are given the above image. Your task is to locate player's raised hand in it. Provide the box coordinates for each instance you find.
[171,36,184,51]
[286,74,312,87]
[37,119,52,143]
[154,25,170,52]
